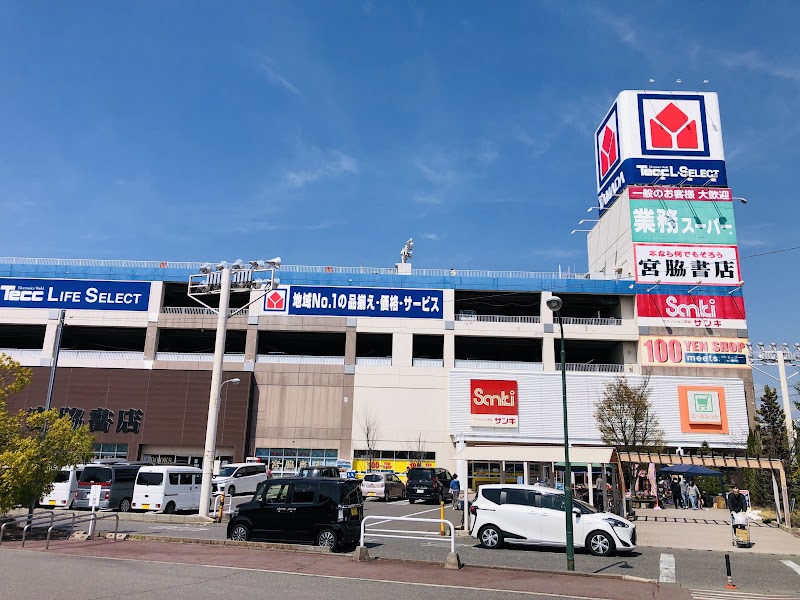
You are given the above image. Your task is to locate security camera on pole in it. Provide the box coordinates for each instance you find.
[189,257,281,518]
[546,295,575,572]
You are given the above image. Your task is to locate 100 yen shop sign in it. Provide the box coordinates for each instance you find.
[640,336,747,367]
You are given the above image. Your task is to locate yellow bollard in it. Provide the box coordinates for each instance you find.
[440,500,445,536]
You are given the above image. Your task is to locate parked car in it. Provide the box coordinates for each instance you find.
[360,473,406,501]
[297,466,340,478]
[406,467,454,504]
[40,464,85,509]
[131,465,202,513]
[469,484,636,556]
[212,463,268,497]
[227,477,363,550]
[74,463,146,512]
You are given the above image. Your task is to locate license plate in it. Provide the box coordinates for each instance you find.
[368,492,376,496]
[350,507,358,516]
[142,504,150,510]
[416,489,425,493]
[49,500,56,505]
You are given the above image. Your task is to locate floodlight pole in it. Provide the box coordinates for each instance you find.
[556,310,575,571]
[198,265,231,518]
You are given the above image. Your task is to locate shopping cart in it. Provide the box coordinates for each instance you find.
[731,512,752,548]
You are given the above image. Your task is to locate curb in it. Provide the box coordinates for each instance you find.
[126,534,334,554]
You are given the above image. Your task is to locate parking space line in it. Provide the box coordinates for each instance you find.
[659,553,676,584]
[366,506,443,527]
[781,560,800,577]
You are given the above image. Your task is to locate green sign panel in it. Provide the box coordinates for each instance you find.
[630,200,737,244]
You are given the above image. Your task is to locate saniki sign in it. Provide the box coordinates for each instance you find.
[470,379,518,428]
[633,243,740,286]
[594,91,727,211]
[637,294,746,329]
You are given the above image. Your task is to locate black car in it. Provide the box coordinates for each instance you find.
[406,467,454,504]
[297,466,340,478]
[227,477,363,550]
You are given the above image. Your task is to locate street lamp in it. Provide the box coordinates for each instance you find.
[546,295,575,571]
[189,258,280,518]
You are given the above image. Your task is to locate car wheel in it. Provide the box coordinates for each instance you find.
[164,501,176,514]
[316,528,338,550]
[228,486,235,497]
[478,525,503,549]
[409,498,415,504]
[587,530,615,556]
[118,498,132,513]
[230,523,251,542]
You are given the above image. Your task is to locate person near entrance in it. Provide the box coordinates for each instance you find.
[450,474,461,510]
[670,477,683,509]
[727,486,747,513]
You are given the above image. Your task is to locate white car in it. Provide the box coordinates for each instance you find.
[212,463,268,497]
[469,484,636,556]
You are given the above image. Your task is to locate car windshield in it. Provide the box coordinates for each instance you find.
[573,498,598,514]
[217,466,238,478]
[79,467,112,484]
[53,470,71,484]
[408,470,432,480]
[136,472,164,486]
[364,474,383,482]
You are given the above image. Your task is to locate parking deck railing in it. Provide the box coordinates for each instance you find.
[360,515,456,554]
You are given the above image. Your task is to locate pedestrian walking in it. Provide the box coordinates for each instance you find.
[679,476,689,509]
[450,474,461,510]
[727,486,747,514]
[670,477,682,509]
[687,479,700,510]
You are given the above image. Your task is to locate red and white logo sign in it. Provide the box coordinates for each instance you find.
[595,105,620,183]
[641,97,707,154]
[637,294,746,329]
[470,379,518,428]
[264,288,287,312]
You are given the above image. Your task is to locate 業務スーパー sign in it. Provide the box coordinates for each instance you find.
[595,91,727,210]
[630,199,736,244]
[637,294,746,329]
[634,244,740,285]
[0,278,150,311]
[640,336,748,368]
[263,285,443,319]
[470,379,518,428]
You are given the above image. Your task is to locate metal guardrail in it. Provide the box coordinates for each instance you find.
[0,349,42,358]
[161,307,243,316]
[561,363,625,373]
[256,355,345,365]
[60,350,145,360]
[0,257,620,281]
[46,512,119,549]
[412,358,444,367]
[455,314,542,323]
[454,360,544,371]
[560,317,622,326]
[211,493,234,522]
[1,511,55,546]
[360,515,456,554]
[155,352,246,363]
[355,357,392,366]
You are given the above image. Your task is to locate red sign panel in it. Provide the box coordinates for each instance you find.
[470,380,518,428]
[628,186,732,201]
[637,294,746,328]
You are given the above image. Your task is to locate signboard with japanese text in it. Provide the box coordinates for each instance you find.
[0,278,150,311]
[630,200,736,244]
[637,294,746,329]
[595,91,727,211]
[640,336,748,368]
[678,385,729,433]
[470,379,518,428]
[634,244,741,286]
[628,186,732,201]
[27,405,144,433]
[263,285,443,319]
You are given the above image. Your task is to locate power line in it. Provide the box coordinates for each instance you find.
[740,245,800,259]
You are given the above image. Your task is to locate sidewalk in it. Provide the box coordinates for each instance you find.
[632,506,800,554]
[0,536,689,600]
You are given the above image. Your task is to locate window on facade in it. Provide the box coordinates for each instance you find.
[92,443,128,459]
[61,327,146,352]
[0,324,46,349]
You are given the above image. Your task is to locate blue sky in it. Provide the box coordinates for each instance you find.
[1,1,799,403]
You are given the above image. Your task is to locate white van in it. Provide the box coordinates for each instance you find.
[212,463,268,497]
[131,466,203,513]
[40,464,85,509]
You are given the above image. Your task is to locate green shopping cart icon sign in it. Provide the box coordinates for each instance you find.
[693,393,713,412]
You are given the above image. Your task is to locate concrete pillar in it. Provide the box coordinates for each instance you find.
[244,328,258,362]
[392,332,413,367]
[143,324,159,361]
[587,462,594,507]
[523,461,529,485]
[345,330,356,366]
[443,331,455,369]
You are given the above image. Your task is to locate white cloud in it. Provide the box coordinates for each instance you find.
[414,159,457,185]
[260,57,303,97]
[413,193,443,205]
[476,141,499,166]
[421,233,440,241]
[720,50,800,82]
[285,152,359,188]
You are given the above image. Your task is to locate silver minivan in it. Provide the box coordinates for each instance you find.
[73,463,147,512]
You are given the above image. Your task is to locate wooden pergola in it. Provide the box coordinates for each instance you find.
[618,451,792,528]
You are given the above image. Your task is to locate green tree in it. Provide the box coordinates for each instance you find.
[0,354,94,514]
[756,385,790,462]
[743,428,769,507]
